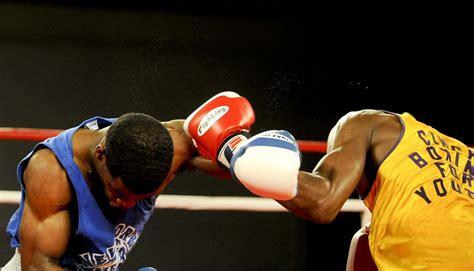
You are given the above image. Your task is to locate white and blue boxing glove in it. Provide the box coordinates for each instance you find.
[228,130,301,200]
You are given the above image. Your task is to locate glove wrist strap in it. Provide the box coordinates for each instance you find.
[217,132,249,169]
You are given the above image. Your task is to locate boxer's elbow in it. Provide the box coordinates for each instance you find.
[280,187,340,224]
[305,198,339,224]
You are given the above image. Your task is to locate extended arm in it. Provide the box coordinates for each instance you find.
[278,111,374,223]
[19,149,72,270]
[280,110,403,223]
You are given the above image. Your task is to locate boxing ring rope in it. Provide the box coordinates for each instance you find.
[0,127,371,226]
[0,127,64,141]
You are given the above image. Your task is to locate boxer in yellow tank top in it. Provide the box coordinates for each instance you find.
[277,110,474,270]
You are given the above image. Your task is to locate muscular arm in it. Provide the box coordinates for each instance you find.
[279,110,392,223]
[20,149,72,270]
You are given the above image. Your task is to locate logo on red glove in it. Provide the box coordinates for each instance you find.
[197,106,229,136]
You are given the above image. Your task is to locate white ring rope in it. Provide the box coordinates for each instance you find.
[0,190,371,226]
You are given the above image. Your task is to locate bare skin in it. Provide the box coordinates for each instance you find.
[278,109,402,223]
[18,119,224,270]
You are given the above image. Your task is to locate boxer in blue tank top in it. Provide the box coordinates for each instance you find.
[2,113,228,270]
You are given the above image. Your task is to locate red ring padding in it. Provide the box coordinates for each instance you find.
[297,140,327,153]
[0,128,64,142]
[4,127,472,153]
[0,127,329,153]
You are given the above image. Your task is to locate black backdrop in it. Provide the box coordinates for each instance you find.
[0,1,468,270]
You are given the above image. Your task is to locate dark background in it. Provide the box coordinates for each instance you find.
[0,1,469,270]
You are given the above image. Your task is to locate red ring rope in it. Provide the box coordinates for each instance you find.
[0,127,328,153]
[0,128,64,142]
[2,128,473,151]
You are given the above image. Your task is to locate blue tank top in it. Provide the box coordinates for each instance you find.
[6,116,157,270]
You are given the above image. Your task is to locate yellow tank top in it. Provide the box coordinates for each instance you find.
[363,112,474,270]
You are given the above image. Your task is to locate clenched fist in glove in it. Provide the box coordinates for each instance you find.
[230,130,301,200]
[184,92,301,200]
[183,91,255,168]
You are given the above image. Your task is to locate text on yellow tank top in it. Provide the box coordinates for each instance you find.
[363,112,474,270]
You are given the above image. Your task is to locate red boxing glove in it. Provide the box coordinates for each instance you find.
[183,91,255,166]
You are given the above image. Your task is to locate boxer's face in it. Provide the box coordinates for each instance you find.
[95,141,154,209]
[102,174,154,209]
